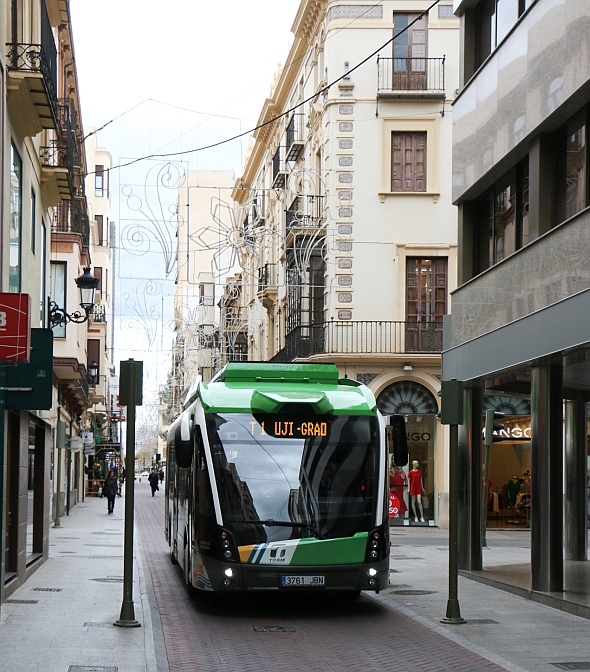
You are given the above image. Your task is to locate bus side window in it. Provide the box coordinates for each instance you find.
[195,425,213,518]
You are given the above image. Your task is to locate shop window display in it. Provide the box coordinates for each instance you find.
[387,414,436,526]
[485,413,531,528]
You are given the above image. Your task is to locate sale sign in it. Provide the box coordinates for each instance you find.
[389,492,401,518]
[0,293,31,362]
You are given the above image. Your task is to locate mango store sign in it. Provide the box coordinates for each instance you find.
[0,293,31,362]
[482,426,532,440]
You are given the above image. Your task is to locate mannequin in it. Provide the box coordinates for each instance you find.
[407,460,425,522]
[389,463,407,518]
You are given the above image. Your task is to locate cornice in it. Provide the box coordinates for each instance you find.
[292,0,328,40]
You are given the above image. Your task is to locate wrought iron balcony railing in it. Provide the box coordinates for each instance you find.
[52,200,90,247]
[272,146,287,188]
[92,304,106,323]
[377,56,445,95]
[286,194,326,232]
[271,320,443,362]
[258,263,276,292]
[7,42,58,124]
[286,113,305,161]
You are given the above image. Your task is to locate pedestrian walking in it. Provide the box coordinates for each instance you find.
[148,470,159,497]
[102,469,118,514]
[159,469,164,484]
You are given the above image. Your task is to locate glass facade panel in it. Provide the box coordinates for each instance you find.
[565,117,586,220]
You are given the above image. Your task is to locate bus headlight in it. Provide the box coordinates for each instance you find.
[367,568,378,577]
[223,550,233,559]
[224,568,234,578]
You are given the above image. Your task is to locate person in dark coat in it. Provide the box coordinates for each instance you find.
[102,469,118,514]
[148,470,159,497]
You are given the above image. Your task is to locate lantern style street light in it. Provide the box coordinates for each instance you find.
[49,267,100,328]
[87,360,99,387]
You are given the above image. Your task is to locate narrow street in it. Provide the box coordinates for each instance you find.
[134,481,506,672]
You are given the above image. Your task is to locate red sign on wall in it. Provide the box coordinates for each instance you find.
[0,293,31,362]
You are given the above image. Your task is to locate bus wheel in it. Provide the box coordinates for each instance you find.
[170,547,179,565]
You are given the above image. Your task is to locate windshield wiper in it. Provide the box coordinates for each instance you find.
[231,518,325,540]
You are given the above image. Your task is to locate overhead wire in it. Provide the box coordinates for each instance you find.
[87,0,443,176]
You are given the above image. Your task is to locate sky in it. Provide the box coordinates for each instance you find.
[69,0,301,415]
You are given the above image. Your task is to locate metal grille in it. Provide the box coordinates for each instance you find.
[467,619,499,625]
[550,665,590,671]
[252,625,297,633]
[32,588,62,592]
[84,622,113,628]
[68,667,118,672]
[391,590,436,596]
[91,578,123,583]
[5,599,38,604]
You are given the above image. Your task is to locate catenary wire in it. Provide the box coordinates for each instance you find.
[87,0,443,176]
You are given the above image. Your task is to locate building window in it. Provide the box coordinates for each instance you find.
[474,159,529,273]
[393,13,427,89]
[50,261,66,338]
[39,220,47,327]
[9,143,22,292]
[392,132,426,192]
[31,188,36,253]
[96,215,104,245]
[476,0,527,67]
[286,247,324,334]
[95,165,104,197]
[565,113,586,220]
[406,258,447,351]
[94,266,103,291]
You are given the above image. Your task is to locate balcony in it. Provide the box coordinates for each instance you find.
[39,139,74,204]
[91,304,106,323]
[285,113,305,162]
[377,57,445,99]
[272,146,288,189]
[271,320,443,362]
[286,195,325,233]
[52,199,90,248]
[7,41,58,136]
[257,263,277,309]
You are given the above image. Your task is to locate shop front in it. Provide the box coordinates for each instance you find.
[483,396,532,530]
[377,380,439,527]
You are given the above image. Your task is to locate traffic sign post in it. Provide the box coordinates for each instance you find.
[440,380,466,625]
[115,359,143,628]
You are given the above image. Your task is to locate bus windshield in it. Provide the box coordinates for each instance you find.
[205,412,379,544]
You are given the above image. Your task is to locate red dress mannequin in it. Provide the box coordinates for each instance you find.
[389,466,407,517]
[407,461,425,522]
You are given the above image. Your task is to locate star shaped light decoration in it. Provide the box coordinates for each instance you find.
[189,196,282,282]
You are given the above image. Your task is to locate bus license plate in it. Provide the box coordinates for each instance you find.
[281,575,325,587]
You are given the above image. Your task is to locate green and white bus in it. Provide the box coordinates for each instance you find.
[165,362,389,595]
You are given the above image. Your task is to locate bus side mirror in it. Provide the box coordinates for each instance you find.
[175,414,194,469]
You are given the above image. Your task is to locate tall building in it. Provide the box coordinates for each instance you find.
[0,0,107,601]
[232,0,459,526]
[445,0,590,593]
[162,170,237,429]
[84,133,118,485]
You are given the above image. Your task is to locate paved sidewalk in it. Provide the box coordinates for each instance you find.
[376,527,590,672]
[0,490,167,672]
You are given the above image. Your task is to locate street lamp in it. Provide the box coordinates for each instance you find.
[87,360,99,387]
[49,267,100,328]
